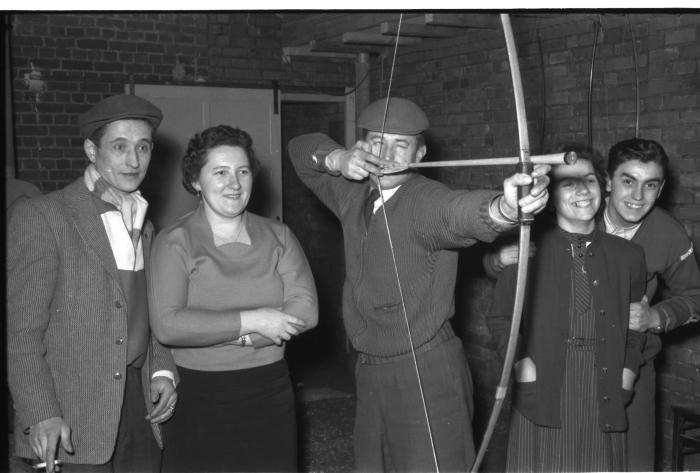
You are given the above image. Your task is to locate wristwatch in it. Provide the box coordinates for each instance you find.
[650,312,666,334]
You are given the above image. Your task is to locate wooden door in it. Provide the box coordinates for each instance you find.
[131,84,281,230]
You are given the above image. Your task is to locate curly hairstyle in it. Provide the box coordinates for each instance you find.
[608,138,669,181]
[181,125,260,195]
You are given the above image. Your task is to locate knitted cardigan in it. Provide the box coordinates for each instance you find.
[488,227,647,431]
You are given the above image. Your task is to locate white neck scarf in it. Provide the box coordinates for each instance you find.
[84,164,148,249]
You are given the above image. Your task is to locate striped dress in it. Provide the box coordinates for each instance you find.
[505,232,626,472]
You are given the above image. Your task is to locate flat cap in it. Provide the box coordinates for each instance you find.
[78,94,163,139]
[357,97,429,135]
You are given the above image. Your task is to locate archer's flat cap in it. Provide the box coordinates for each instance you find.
[78,94,163,139]
[357,97,429,135]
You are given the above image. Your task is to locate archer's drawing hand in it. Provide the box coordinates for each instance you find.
[325,141,387,180]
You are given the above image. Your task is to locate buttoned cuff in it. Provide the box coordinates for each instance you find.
[651,307,671,333]
[152,370,176,386]
[488,194,518,229]
[312,141,343,176]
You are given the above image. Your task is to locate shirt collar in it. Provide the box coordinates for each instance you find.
[603,204,642,240]
[372,185,401,214]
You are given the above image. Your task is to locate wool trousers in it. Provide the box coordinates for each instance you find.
[58,366,161,472]
[353,336,475,472]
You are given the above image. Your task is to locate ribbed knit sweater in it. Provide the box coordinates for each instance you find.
[288,133,510,357]
[602,206,700,333]
[602,205,700,382]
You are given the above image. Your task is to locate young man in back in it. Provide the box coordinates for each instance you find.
[604,138,700,471]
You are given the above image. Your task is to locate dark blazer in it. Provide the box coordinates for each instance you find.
[7,177,177,464]
[488,227,646,432]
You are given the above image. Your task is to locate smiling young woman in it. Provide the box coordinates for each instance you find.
[487,144,647,472]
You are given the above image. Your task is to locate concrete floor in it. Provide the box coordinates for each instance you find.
[6,356,356,473]
[8,354,699,472]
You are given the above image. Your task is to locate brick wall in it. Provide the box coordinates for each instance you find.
[10,13,206,191]
[9,12,353,191]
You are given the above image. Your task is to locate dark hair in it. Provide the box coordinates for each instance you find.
[554,143,607,190]
[548,143,607,220]
[181,125,260,195]
[608,138,669,181]
[87,119,155,147]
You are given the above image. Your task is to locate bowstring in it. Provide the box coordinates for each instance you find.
[374,13,440,473]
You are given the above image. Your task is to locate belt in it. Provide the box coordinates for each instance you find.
[357,323,455,365]
[566,336,597,349]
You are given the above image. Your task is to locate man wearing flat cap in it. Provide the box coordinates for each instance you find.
[7,94,178,473]
[288,97,551,472]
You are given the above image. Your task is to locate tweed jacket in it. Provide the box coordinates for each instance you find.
[7,177,177,464]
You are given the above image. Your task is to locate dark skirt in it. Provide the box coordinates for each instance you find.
[162,360,297,472]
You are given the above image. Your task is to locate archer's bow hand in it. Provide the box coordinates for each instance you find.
[501,164,551,220]
[325,140,391,181]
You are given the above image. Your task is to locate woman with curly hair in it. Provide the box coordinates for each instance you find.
[149,125,318,472]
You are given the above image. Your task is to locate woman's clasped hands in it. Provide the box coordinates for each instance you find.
[240,308,306,346]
